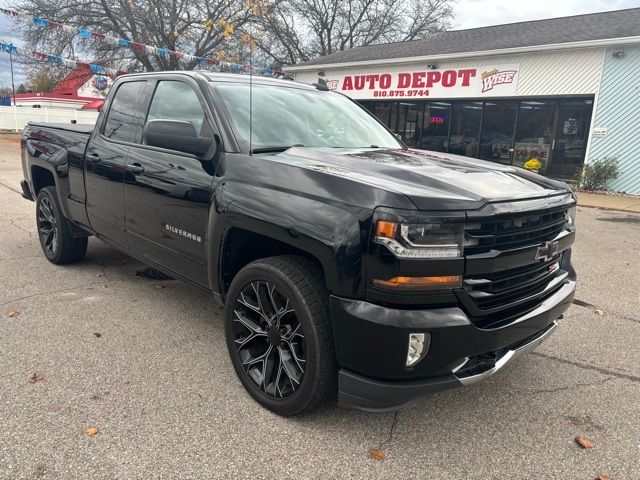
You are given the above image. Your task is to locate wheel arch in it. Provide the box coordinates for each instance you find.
[31,165,55,194]
[218,227,330,303]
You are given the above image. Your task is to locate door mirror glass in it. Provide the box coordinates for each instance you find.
[144,119,213,156]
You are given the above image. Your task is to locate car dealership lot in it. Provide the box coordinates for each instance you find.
[1,137,639,480]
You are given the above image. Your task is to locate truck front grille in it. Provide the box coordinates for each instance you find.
[458,255,566,329]
[464,208,568,255]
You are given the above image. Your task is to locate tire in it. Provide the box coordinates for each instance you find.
[36,186,88,264]
[224,255,335,416]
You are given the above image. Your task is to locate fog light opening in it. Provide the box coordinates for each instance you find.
[406,333,428,367]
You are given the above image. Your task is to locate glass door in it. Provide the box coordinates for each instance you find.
[513,100,556,172]
[547,99,594,178]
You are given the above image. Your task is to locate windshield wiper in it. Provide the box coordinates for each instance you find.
[251,144,305,154]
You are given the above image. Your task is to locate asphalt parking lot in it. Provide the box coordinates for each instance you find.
[1,135,639,480]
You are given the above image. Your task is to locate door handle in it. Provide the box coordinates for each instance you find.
[126,163,145,174]
[87,153,101,163]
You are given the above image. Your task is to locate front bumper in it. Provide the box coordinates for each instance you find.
[332,278,575,412]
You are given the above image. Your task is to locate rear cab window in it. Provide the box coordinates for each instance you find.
[102,81,148,143]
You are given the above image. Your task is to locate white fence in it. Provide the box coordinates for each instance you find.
[0,106,99,132]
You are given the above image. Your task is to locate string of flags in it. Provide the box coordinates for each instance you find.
[1,41,125,77]
[0,7,284,78]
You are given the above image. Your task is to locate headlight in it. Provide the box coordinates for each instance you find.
[566,206,576,226]
[374,220,463,259]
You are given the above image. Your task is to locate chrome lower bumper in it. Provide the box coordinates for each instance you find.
[455,321,558,385]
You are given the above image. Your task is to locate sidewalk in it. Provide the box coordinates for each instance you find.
[576,192,640,213]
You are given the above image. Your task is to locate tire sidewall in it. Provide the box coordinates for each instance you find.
[224,262,324,416]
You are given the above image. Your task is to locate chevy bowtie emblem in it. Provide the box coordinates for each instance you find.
[536,241,559,261]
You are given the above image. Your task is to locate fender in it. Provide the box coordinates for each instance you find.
[23,136,73,220]
[207,181,371,300]
[22,126,93,229]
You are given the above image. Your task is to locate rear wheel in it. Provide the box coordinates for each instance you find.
[224,255,335,416]
[36,186,87,264]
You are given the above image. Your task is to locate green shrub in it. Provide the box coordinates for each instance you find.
[576,158,619,190]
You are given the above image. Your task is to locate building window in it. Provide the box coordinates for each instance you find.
[358,97,592,179]
[479,100,518,163]
[420,102,451,152]
[514,100,556,172]
[364,101,393,126]
[397,102,423,147]
[449,102,483,158]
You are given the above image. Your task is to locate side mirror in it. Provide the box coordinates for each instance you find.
[144,119,213,157]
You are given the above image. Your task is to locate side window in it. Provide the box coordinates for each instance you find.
[147,81,206,133]
[103,81,147,142]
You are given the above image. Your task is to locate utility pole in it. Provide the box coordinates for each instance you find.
[9,45,16,105]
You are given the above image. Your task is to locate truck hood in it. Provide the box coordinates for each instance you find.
[272,147,572,210]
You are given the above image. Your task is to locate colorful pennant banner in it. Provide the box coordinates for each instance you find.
[0,7,284,77]
[1,41,124,76]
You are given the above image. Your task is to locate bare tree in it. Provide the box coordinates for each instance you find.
[24,63,66,91]
[256,0,454,65]
[9,0,273,72]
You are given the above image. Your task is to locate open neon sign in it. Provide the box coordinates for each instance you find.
[429,115,445,125]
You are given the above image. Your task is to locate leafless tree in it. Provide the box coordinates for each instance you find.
[9,0,271,72]
[24,63,66,91]
[9,0,452,72]
[256,0,455,65]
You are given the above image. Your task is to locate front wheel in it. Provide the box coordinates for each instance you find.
[36,186,88,264]
[224,255,335,416]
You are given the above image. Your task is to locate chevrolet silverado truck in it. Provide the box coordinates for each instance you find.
[19,71,576,415]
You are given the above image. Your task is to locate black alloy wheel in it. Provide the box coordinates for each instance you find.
[35,186,88,264]
[224,256,335,416]
[232,280,306,398]
[37,196,58,257]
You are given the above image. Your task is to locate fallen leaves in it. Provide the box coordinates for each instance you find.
[595,475,613,480]
[95,273,103,277]
[29,373,45,384]
[368,448,385,461]
[154,284,165,289]
[575,435,596,449]
[123,379,130,385]
[93,332,102,338]
[84,427,99,437]
[5,310,20,318]
[594,308,604,316]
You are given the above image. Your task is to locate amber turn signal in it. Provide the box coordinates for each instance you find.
[372,275,462,290]
[375,220,398,239]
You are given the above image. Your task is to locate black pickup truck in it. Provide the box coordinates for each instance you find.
[20,71,576,415]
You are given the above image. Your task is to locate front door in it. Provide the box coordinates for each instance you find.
[85,80,149,247]
[123,79,215,287]
[547,99,594,179]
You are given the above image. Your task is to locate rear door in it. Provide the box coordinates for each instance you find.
[85,80,149,247]
[123,77,216,287]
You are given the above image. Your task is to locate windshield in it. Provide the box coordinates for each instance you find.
[213,82,403,151]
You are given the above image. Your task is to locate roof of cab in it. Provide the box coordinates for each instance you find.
[115,70,315,90]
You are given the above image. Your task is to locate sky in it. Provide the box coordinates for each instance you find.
[2,0,640,89]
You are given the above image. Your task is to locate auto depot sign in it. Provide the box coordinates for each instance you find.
[324,64,520,99]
